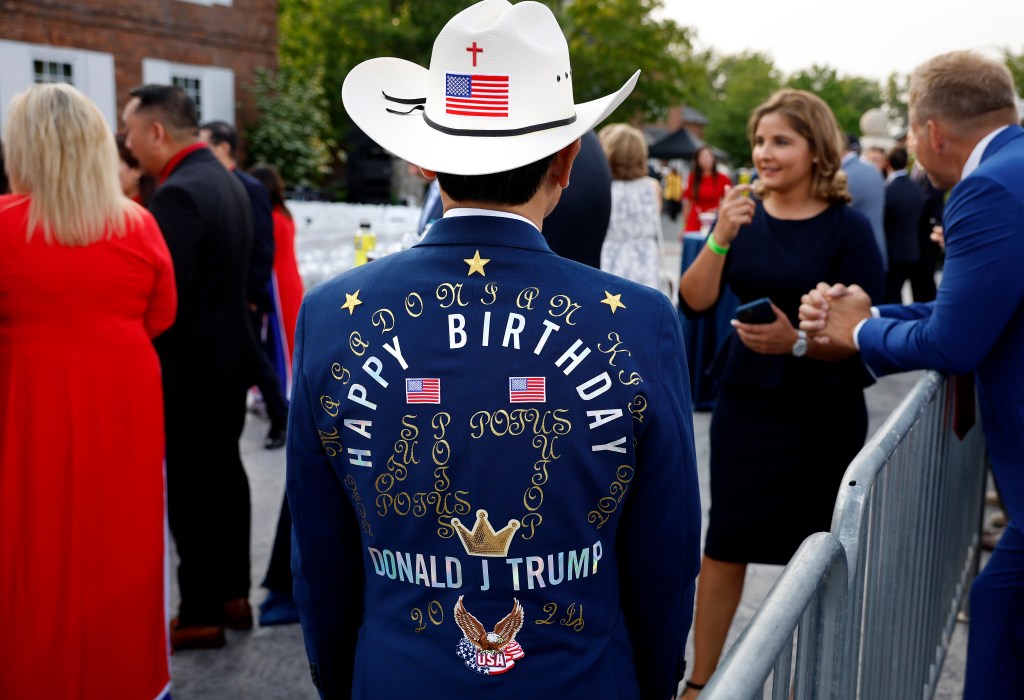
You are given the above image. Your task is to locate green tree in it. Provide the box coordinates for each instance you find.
[881,72,909,134]
[1004,47,1024,98]
[554,0,708,124]
[698,52,781,163]
[245,68,336,187]
[785,66,884,136]
[280,0,479,145]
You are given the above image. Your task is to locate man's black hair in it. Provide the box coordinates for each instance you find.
[435,152,557,207]
[199,120,238,158]
[888,146,909,171]
[128,84,199,135]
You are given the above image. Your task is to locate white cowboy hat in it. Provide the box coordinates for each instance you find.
[341,0,639,176]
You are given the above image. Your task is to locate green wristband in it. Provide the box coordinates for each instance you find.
[706,235,730,256]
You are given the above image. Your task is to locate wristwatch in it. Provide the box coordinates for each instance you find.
[791,329,808,357]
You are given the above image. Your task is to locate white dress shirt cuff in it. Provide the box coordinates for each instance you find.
[852,307,880,351]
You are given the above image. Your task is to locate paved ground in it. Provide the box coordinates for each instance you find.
[167,217,972,698]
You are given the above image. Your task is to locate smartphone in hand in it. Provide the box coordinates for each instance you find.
[734,297,775,324]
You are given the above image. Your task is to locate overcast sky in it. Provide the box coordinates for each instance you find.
[660,0,1024,82]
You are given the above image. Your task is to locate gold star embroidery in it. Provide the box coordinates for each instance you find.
[341,290,363,315]
[601,291,626,314]
[464,250,490,276]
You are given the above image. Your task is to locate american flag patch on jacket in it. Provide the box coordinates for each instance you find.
[446,73,509,117]
[509,377,545,403]
[406,378,441,404]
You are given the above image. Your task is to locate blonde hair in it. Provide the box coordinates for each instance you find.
[599,123,649,181]
[747,89,851,204]
[4,83,136,245]
[909,51,1019,130]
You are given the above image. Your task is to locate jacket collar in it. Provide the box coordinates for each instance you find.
[159,142,208,184]
[413,213,554,255]
[982,123,1023,162]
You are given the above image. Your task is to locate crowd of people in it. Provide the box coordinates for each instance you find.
[0,1,1021,699]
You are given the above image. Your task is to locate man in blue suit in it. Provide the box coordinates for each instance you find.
[799,51,1024,699]
[286,2,701,699]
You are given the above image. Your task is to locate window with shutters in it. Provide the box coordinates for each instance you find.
[0,41,117,135]
[172,75,202,122]
[33,60,74,85]
[143,59,235,126]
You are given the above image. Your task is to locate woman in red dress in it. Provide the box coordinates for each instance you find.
[0,84,176,699]
[682,145,733,233]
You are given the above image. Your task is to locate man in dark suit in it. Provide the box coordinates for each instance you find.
[800,51,1024,699]
[908,161,946,302]
[287,2,701,699]
[200,120,289,449]
[882,146,925,303]
[123,85,255,650]
[540,130,612,268]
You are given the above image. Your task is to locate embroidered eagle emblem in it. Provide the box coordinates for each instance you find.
[454,596,524,652]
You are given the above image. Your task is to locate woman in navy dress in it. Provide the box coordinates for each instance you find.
[677,89,884,697]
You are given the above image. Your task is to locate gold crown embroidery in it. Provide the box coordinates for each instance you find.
[451,510,520,557]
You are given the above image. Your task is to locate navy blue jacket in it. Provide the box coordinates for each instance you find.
[287,213,701,699]
[541,130,612,268]
[884,172,925,265]
[234,167,275,309]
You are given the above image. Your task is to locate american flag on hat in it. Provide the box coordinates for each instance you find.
[446,73,510,118]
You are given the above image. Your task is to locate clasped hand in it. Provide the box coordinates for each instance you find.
[798,282,873,352]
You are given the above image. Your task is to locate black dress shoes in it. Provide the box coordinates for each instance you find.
[264,427,285,450]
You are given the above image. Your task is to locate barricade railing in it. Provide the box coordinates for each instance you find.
[699,371,987,699]
[831,371,987,699]
[701,533,848,700]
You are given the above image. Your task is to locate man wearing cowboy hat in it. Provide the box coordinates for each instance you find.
[286,2,701,698]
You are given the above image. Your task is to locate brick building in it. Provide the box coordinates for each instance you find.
[0,0,277,137]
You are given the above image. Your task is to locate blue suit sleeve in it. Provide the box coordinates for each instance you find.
[287,302,364,699]
[876,302,934,321]
[617,298,701,699]
[859,174,1024,376]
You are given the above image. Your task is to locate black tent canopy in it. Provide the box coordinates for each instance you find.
[647,128,700,160]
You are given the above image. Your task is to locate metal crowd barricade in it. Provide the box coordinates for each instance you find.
[701,533,848,700]
[699,371,987,699]
[831,371,986,699]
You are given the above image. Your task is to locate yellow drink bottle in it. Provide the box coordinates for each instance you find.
[738,169,752,196]
[354,220,373,267]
